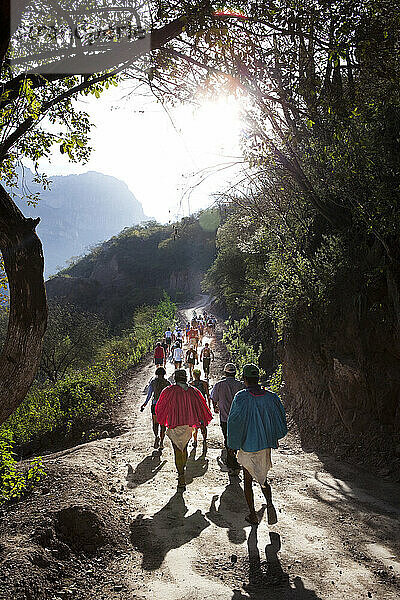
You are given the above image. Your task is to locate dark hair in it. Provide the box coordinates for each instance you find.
[245,375,259,386]
[174,369,187,382]
[155,367,166,377]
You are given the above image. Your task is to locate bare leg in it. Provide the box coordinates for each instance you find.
[201,425,207,454]
[243,468,258,524]
[152,415,159,447]
[159,425,166,449]
[172,442,188,488]
[152,416,159,435]
[193,427,198,446]
[261,479,278,525]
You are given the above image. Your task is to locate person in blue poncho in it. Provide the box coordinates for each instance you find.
[227,363,287,525]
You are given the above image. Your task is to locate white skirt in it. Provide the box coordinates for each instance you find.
[237,448,272,486]
[166,425,193,451]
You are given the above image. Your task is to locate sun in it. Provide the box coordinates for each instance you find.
[177,96,243,160]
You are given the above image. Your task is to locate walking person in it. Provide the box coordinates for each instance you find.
[174,326,183,343]
[200,342,214,379]
[190,369,210,407]
[211,363,245,474]
[165,327,173,352]
[153,342,165,368]
[198,320,204,346]
[188,326,199,350]
[173,343,184,369]
[185,345,198,379]
[140,367,170,449]
[161,338,169,361]
[227,363,287,525]
[207,317,213,336]
[156,369,212,489]
[190,369,210,448]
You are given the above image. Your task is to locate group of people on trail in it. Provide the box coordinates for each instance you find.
[153,315,215,379]
[143,312,287,526]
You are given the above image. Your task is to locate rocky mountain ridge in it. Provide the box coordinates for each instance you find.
[9,168,147,277]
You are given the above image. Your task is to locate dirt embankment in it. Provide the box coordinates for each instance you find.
[1,297,400,600]
[282,309,400,483]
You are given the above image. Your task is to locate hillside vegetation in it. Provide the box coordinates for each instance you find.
[47,210,219,327]
[0,295,176,504]
[203,3,400,478]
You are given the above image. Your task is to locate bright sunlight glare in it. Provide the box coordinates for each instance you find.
[36,87,245,223]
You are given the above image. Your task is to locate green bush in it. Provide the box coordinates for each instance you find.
[0,430,45,505]
[267,364,283,397]
[223,317,263,376]
[39,301,108,383]
[223,319,284,396]
[0,296,176,447]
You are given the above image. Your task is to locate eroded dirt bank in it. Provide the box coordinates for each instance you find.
[1,297,400,600]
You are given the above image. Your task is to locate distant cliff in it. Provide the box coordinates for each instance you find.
[10,169,147,276]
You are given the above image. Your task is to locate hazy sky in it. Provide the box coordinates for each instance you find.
[38,82,245,223]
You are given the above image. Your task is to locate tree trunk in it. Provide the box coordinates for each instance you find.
[0,183,47,426]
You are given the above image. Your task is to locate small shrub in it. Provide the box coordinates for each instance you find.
[267,364,283,396]
[0,430,45,505]
[223,317,264,376]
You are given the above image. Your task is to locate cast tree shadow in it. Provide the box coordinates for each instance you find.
[231,529,323,600]
[130,491,210,570]
[185,446,209,484]
[206,475,265,545]
[126,450,166,489]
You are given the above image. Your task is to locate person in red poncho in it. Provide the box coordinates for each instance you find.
[155,369,212,490]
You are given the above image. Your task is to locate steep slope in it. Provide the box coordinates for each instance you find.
[46,212,219,326]
[10,169,147,276]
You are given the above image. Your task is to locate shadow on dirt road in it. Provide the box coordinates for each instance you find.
[126,450,167,489]
[129,491,210,570]
[231,529,323,600]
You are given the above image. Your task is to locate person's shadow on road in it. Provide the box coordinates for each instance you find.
[206,474,256,544]
[129,491,210,570]
[126,450,166,489]
[185,446,209,484]
[231,529,323,599]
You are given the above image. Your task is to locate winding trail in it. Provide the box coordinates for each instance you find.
[95,296,400,600]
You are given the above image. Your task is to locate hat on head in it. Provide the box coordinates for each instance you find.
[224,362,236,374]
[174,369,187,382]
[242,363,260,378]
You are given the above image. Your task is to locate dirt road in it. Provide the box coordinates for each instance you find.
[2,297,400,600]
[96,297,400,600]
